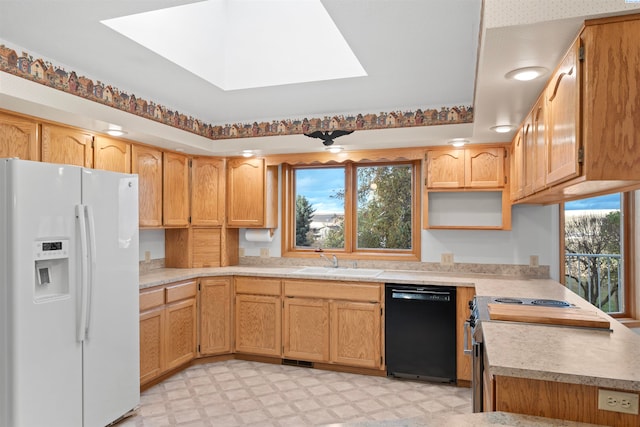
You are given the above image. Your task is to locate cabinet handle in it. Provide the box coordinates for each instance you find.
[463,321,472,355]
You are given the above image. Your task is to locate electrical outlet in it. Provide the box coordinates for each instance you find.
[529,255,539,268]
[598,389,639,415]
[260,248,270,258]
[441,253,454,266]
[144,251,151,262]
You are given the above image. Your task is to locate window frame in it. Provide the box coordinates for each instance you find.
[559,191,636,319]
[281,160,421,261]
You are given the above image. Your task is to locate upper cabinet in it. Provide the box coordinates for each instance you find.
[0,112,39,161]
[163,152,190,227]
[132,145,163,228]
[191,157,225,227]
[425,145,510,230]
[93,136,131,173]
[513,14,640,204]
[426,147,505,189]
[41,124,93,167]
[227,158,278,228]
[545,41,581,187]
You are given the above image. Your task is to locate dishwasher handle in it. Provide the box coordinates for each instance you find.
[391,288,452,302]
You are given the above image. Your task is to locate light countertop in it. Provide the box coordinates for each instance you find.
[139,266,640,392]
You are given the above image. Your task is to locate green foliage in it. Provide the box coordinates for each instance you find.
[295,195,315,247]
[356,165,412,250]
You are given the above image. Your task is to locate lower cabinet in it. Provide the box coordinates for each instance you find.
[330,300,381,369]
[282,280,383,370]
[199,277,232,356]
[456,286,475,383]
[139,280,197,386]
[234,277,282,356]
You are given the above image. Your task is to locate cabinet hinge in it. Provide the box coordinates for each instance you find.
[504,176,507,185]
[91,136,95,149]
[578,147,584,164]
[188,216,192,223]
[189,159,193,168]
[578,45,585,62]
[197,344,201,353]
[424,177,428,187]
[380,307,383,316]
[198,282,201,291]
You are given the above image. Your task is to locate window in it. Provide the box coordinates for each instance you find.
[561,192,634,317]
[282,161,420,260]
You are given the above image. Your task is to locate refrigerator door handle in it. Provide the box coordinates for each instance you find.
[85,205,97,339]
[76,204,89,342]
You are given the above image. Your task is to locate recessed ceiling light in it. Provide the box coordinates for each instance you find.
[448,139,468,148]
[242,150,254,158]
[326,146,344,154]
[505,66,548,81]
[104,128,127,137]
[490,125,515,133]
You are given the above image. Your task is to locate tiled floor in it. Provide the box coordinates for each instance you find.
[119,360,471,427]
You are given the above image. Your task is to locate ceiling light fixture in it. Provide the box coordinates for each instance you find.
[242,150,254,158]
[448,139,468,148]
[104,128,127,137]
[490,125,515,133]
[505,66,548,81]
[325,146,344,154]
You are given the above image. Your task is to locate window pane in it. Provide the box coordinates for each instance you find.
[294,168,345,250]
[564,193,623,314]
[356,165,412,250]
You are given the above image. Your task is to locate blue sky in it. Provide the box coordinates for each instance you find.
[565,193,620,210]
[296,168,345,214]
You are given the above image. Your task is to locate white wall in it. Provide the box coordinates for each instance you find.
[139,229,165,261]
[422,204,560,280]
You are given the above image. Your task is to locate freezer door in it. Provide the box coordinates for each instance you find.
[80,168,140,427]
[0,159,83,427]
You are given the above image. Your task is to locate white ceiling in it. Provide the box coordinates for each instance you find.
[1,0,639,156]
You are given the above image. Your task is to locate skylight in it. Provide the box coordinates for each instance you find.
[101,0,367,91]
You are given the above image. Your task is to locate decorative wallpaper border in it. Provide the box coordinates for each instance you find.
[0,44,473,141]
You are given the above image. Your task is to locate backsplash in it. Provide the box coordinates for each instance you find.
[238,256,550,279]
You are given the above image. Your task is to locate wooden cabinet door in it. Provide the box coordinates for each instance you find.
[283,298,330,362]
[93,136,131,173]
[464,147,504,188]
[545,40,580,186]
[0,112,39,160]
[41,124,93,167]
[163,152,190,227]
[426,149,464,188]
[456,286,475,383]
[330,301,381,369]
[165,298,197,370]
[139,307,165,385]
[510,129,524,201]
[521,118,534,196]
[235,294,281,356]
[199,277,231,355]
[191,157,225,227]
[132,145,163,227]
[532,99,547,192]
[227,158,265,227]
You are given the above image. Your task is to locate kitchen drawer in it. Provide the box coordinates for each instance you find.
[165,280,197,303]
[235,276,281,296]
[140,287,165,311]
[284,280,381,302]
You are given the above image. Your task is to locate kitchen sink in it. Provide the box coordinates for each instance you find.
[294,267,384,277]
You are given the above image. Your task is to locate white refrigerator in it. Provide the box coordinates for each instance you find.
[0,158,140,427]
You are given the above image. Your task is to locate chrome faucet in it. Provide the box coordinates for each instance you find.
[320,253,339,268]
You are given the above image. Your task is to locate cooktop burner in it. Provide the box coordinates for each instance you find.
[490,297,571,307]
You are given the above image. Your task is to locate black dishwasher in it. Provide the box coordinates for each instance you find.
[385,284,456,383]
